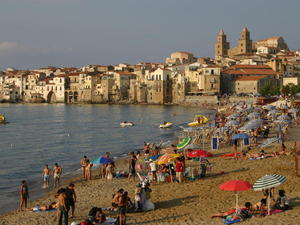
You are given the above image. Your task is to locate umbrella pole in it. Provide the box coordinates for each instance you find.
[268,190,271,215]
[235,192,239,214]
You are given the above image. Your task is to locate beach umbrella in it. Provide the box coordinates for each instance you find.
[267,109,279,116]
[184,143,201,150]
[157,153,180,165]
[288,108,299,113]
[232,133,249,140]
[277,115,291,120]
[247,112,260,119]
[219,180,252,213]
[264,105,276,111]
[259,137,280,148]
[177,137,191,149]
[253,174,287,215]
[225,120,239,127]
[92,157,114,165]
[187,149,213,158]
[227,113,240,119]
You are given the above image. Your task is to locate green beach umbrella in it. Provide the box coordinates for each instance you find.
[177,137,191,150]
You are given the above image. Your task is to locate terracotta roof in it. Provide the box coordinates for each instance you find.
[236,76,267,81]
[116,72,136,76]
[232,65,272,69]
[223,69,278,76]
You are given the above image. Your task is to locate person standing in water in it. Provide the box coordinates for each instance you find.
[42,164,51,188]
[53,163,62,188]
[19,180,29,211]
[80,156,88,179]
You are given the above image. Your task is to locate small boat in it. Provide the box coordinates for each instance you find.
[159,122,173,128]
[188,114,208,127]
[0,114,7,124]
[120,121,134,127]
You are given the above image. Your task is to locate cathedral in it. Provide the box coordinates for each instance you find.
[215,27,252,59]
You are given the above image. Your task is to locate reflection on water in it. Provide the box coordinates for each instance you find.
[0,104,213,214]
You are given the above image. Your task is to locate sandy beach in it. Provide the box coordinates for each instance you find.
[1,125,300,225]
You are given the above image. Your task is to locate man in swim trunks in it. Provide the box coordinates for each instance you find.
[53,163,62,188]
[20,180,29,211]
[42,164,51,188]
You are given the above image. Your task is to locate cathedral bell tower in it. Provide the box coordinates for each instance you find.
[238,27,252,54]
[215,29,230,59]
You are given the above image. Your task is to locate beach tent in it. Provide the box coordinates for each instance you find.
[253,174,287,215]
[219,180,252,213]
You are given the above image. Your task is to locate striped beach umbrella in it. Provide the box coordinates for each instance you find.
[253,174,287,215]
[177,137,191,149]
[253,174,286,191]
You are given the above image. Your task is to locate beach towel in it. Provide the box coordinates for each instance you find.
[270,209,283,215]
[31,208,57,212]
[219,153,241,158]
[224,218,241,224]
[212,137,219,151]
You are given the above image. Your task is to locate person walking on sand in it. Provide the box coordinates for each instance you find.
[175,158,184,183]
[53,163,62,188]
[56,188,68,225]
[80,156,88,178]
[65,183,77,218]
[42,164,51,188]
[128,153,137,181]
[19,180,29,211]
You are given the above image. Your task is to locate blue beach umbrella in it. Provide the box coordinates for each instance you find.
[232,133,249,140]
[92,157,114,165]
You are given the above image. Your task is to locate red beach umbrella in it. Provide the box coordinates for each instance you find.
[219,180,252,213]
[187,149,213,158]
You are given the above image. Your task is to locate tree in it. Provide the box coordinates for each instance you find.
[260,83,280,96]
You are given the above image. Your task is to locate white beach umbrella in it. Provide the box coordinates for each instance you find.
[253,174,287,215]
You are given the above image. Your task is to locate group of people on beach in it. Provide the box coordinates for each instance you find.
[80,156,93,180]
[42,163,62,189]
[212,189,290,221]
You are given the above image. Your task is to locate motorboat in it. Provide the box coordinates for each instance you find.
[0,114,7,124]
[159,122,173,128]
[188,114,208,127]
[120,121,134,127]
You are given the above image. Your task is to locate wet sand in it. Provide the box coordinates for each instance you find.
[1,127,300,225]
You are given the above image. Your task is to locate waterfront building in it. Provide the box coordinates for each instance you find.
[235,76,278,95]
[221,64,280,94]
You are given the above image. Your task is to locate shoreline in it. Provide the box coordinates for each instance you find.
[1,109,300,224]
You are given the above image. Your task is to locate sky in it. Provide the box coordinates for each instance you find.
[0,0,299,69]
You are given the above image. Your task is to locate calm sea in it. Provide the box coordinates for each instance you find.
[0,104,214,214]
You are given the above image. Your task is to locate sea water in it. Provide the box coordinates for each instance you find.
[0,104,214,214]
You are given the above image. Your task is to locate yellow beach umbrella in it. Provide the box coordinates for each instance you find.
[157,153,181,165]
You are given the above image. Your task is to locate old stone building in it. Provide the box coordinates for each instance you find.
[228,28,252,58]
[215,29,230,58]
[235,76,278,95]
[221,65,279,94]
[254,36,289,53]
[165,51,196,65]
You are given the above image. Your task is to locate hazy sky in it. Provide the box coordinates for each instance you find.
[0,0,299,69]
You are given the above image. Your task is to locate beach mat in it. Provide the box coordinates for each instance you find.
[224,218,241,224]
